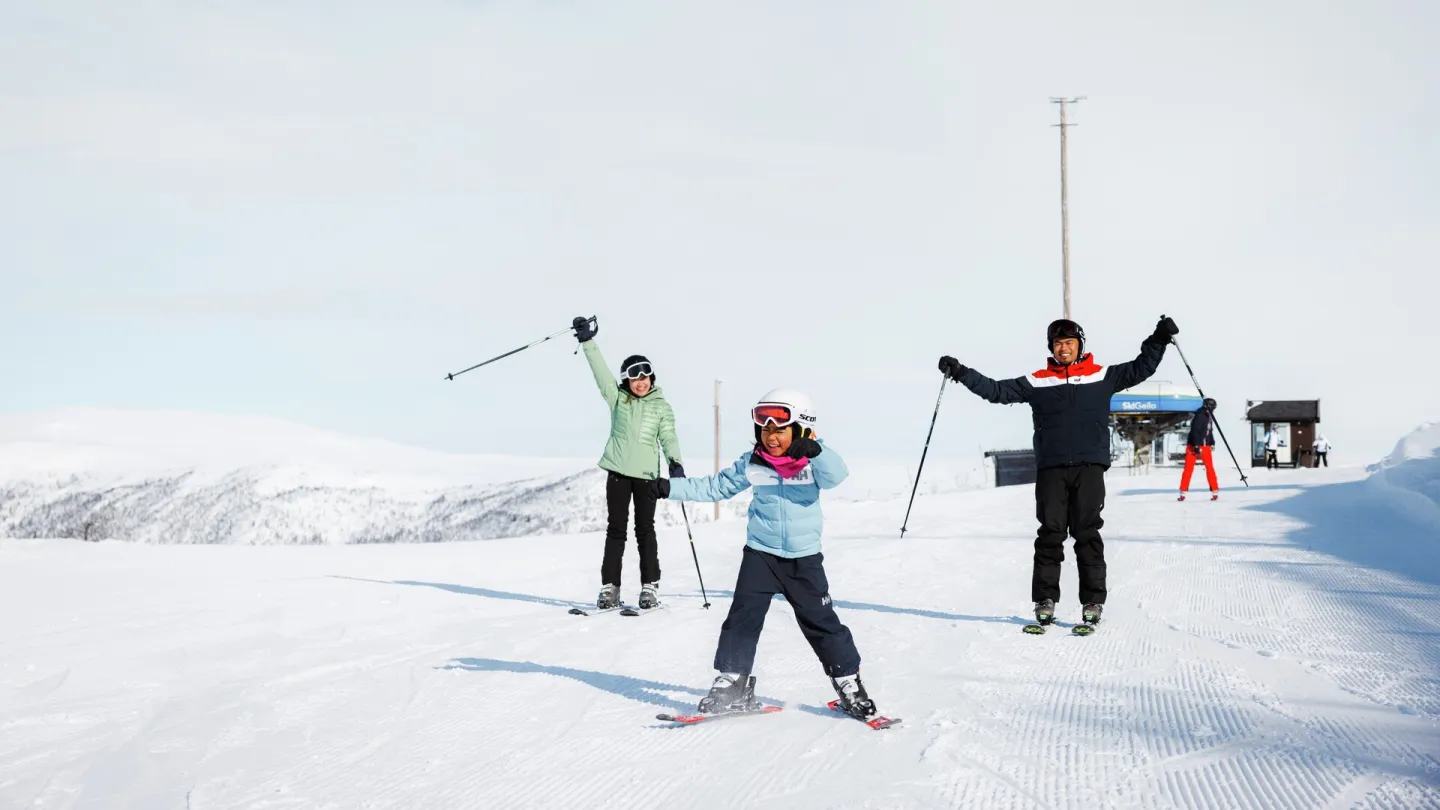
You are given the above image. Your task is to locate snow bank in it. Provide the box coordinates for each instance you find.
[1366,421,1440,529]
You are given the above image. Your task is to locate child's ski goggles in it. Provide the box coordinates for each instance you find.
[621,361,653,380]
[752,403,796,428]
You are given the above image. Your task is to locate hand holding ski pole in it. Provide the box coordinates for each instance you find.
[572,316,597,343]
[1153,315,1179,343]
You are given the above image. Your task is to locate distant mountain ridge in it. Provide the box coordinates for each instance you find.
[0,408,985,544]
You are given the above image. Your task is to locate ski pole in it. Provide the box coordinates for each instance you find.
[680,503,711,608]
[444,316,597,381]
[900,376,948,538]
[1171,337,1250,488]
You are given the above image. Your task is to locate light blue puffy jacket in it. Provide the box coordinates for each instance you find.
[667,442,848,559]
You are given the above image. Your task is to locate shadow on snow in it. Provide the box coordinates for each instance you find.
[332,576,1023,626]
[439,657,843,720]
[330,575,579,608]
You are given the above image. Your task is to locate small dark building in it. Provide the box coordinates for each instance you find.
[1246,400,1321,468]
[985,449,1037,487]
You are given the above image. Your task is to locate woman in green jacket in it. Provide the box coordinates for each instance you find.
[572,317,683,611]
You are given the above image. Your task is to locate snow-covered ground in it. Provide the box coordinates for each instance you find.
[4,423,1440,809]
[0,408,987,544]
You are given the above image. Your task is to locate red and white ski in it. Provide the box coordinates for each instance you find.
[827,700,901,730]
[656,706,782,725]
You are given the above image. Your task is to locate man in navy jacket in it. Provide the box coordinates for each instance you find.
[938,315,1178,628]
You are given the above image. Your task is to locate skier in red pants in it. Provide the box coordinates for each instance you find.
[1179,398,1219,501]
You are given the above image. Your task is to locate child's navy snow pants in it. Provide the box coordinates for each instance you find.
[714,547,861,678]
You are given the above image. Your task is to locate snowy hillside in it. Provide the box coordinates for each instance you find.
[3,428,1439,808]
[0,408,987,544]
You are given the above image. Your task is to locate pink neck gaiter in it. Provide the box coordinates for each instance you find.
[758,448,810,479]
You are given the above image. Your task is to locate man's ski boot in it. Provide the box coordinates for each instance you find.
[638,581,661,610]
[1074,603,1103,636]
[830,673,877,720]
[1177,493,1187,501]
[596,583,620,610]
[1210,492,1219,501]
[1023,599,1056,635]
[698,673,758,714]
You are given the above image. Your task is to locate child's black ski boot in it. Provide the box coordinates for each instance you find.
[698,673,757,714]
[830,673,877,719]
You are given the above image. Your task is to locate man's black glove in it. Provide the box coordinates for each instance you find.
[938,355,968,382]
[786,436,823,460]
[1151,315,1179,344]
[647,478,671,499]
[572,316,597,343]
[668,462,685,479]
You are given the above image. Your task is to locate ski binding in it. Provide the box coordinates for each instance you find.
[827,699,901,730]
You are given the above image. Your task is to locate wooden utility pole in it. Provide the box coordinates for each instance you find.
[1051,96,1085,320]
[713,380,722,521]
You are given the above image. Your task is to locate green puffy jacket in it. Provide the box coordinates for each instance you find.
[583,341,682,480]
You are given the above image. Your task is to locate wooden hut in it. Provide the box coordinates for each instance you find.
[1245,400,1321,468]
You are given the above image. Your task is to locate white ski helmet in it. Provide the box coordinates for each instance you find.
[753,388,817,439]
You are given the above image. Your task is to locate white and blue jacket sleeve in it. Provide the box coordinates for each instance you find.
[668,456,753,503]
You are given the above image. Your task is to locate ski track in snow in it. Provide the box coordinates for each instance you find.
[3,466,1439,808]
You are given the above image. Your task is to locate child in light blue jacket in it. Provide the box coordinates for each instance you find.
[651,388,882,720]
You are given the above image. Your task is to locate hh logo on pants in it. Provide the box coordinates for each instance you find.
[821,594,832,606]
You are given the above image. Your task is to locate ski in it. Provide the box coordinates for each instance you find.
[567,605,625,617]
[656,705,782,725]
[620,604,668,617]
[826,699,901,730]
[1022,623,1049,635]
[1072,623,1097,636]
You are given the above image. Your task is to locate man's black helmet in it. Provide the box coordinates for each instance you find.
[1203,397,1217,410]
[1046,319,1086,354]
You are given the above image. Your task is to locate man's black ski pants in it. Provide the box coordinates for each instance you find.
[1033,464,1107,605]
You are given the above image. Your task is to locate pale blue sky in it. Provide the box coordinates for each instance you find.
[2,1,1436,466]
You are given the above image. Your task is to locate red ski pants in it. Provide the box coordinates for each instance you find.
[1180,446,1218,493]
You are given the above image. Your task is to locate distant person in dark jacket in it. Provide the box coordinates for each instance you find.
[1179,398,1219,501]
[938,315,1178,631]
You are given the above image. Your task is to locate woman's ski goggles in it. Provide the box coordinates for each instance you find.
[621,361,653,380]
[752,403,796,428]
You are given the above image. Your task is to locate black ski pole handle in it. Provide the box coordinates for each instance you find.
[573,316,599,354]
